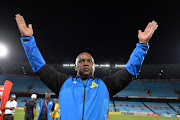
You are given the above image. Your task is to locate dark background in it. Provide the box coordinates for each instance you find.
[0,1,180,64]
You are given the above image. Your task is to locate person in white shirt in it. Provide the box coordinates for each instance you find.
[3,94,17,120]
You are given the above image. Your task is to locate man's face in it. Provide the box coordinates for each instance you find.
[10,97,15,101]
[45,92,51,99]
[75,52,95,79]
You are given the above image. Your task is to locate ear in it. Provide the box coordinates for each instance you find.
[74,65,77,71]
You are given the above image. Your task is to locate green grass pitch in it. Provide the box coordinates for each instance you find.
[14,108,179,120]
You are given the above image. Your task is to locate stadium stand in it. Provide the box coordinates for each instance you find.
[143,81,178,97]
[0,75,52,93]
[28,78,52,93]
[143,102,177,114]
[116,80,180,97]
[116,81,149,97]
[109,101,115,112]
[169,103,180,113]
[114,101,153,113]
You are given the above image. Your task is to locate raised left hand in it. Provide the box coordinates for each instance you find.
[138,20,158,44]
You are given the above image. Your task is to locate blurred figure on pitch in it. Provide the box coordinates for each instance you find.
[52,99,59,120]
[37,92,54,120]
[3,94,17,120]
[24,94,37,120]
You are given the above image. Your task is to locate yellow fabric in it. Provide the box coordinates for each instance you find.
[52,103,60,118]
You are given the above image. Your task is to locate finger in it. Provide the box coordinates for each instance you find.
[150,20,156,27]
[146,22,151,29]
[28,24,32,29]
[15,16,22,28]
[150,21,158,30]
[15,14,20,22]
[15,14,23,21]
[152,21,157,28]
[149,22,154,29]
[15,14,21,18]
[19,15,25,23]
[15,14,21,17]
[16,15,27,28]
[15,14,25,23]
[152,24,158,31]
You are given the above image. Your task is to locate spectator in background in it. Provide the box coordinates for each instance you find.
[52,99,59,120]
[37,92,54,120]
[3,94,17,120]
[24,94,37,120]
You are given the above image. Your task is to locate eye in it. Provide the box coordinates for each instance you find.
[88,60,93,63]
[78,60,85,63]
[78,60,82,63]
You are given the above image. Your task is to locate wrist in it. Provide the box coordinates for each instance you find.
[139,38,149,44]
[21,34,32,38]
[139,42,149,45]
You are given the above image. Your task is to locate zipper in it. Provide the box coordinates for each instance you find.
[82,81,88,120]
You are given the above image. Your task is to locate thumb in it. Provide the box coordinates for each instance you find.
[28,24,33,29]
[138,30,142,34]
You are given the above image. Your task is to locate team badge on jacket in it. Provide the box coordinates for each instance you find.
[90,81,98,88]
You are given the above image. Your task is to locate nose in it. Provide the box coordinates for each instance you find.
[83,61,89,66]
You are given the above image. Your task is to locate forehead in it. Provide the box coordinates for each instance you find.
[75,53,94,65]
[78,54,93,60]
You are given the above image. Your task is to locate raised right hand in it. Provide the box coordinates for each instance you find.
[15,14,33,37]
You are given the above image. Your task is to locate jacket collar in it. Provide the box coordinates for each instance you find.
[75,75,95,80]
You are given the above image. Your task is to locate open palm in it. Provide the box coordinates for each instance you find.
[138,21,158,44]
[15,14,33,37]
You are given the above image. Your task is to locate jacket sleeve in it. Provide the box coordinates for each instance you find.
[126,43,149,76]
[102,43,149,98]
[21,36,45,72]
[36,64,69,95]
[21,36,69,94]
[101,68,132,98]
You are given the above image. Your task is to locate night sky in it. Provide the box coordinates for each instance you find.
[0,1,180,64]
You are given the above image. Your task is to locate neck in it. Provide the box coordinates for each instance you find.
[80,75,91,81]
[77,74,93,81]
